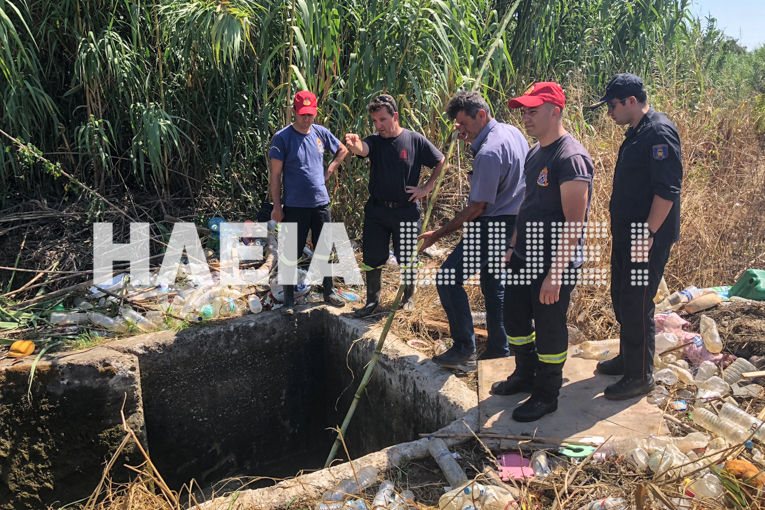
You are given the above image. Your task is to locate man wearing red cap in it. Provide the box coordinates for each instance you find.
[494,82,594,422]
[269,90,349,314]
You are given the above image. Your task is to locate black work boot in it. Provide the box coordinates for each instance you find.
[490,349,536,395]
[401,284,415,311]
[512,362,562,422]
[354,269,382,317]
[596,355,624,376]
[604,374,655,400]
[432,346,477,372]
[281,285,295,316]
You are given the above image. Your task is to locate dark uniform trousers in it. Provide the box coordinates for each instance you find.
[503,254,577,402]
[361,199,421,269]
[282,204,334,297]
[610,222,674,380]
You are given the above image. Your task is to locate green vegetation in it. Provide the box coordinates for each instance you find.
[1,0,762,227]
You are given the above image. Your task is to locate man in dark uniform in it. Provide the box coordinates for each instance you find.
[589,74,683,399]
[419,91,528,372]
[491,82,594,421]
[345,94,446,317]
[269,90,349,314]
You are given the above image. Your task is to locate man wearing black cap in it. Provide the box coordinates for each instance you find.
[494,82,594,421]
[590,73,683,399]
[345,94,446,317]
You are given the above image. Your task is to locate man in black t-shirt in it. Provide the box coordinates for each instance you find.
[589,74,683,400]
[495,82,594,422]
[345,94,446,317]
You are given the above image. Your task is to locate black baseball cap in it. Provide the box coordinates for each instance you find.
[589,73,645,109]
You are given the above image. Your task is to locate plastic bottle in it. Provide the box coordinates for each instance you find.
[647,385,670,405]
[699,315,723,354]
[655,332,679,354]
[87,312,127,332]
[718,403,765,443]
[530,451,551,477]
[667,286,702,306]
[669,364,694,385]
[696,376,730,399]
[438,482,519,510]
[428,438,468,488]
[569,339,620,360]
[692,407,749,443]
[673,431,710,453]
[197,303,217,321]
[654,368,679,386]
[321,466,379,502]
[695,360,717,383]
[687,472,724,499]
[722,357,758,385]
[213,296,236,317]
[575,497,627,510]
[50,312,89,325]
[627,447,649,471]
[371,480,395,509]
[248,295,263,314]
[120,307,155,332]
[388,490,415,510]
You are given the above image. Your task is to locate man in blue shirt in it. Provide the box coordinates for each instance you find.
[269,90,349,314]
[419,92,528,372]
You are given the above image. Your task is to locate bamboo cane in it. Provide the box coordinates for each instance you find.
[324,0,522,468]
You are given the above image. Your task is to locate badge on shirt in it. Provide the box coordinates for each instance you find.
[652,144,668,160]
[316,138,324,153]
[399,149,408,160]
[537,167,549,187]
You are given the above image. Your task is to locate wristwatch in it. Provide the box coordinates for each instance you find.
[646,227,656,239]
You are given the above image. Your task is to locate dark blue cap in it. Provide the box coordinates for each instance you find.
[589,73,645,109]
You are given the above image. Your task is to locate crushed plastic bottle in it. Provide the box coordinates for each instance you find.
[569,339,620,360]
[654,368,679,386]
[438,482,519,510]
[575,497,627,510]
[722,357,757,385]
[248,295,263,313]
[530,451,551,477]
[647,385,670,405]
[695,360,718,383]
[371,480,395,509]
[120,307,156,332]
[87,312,127,332]
[655,332,679,354]
[699,315,723,354]
[667,286,703,306]
[696,376,730,399]
[687,472,724,499]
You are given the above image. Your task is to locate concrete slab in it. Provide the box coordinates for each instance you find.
[478,355,668,446]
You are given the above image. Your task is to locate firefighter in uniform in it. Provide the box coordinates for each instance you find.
[589,74,683,400]
[345,95,446,317]
[492,82,594,422]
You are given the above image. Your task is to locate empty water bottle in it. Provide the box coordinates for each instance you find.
[718,402,765,443]
[654,368,679,386]
[692,407,749,444]
[687,472,724,499]
[371,480,395,509]
[722,357,757,385]
[248,295,263,314]
[696,376,730,399]
[667,286,702,306]
[87,312,127,332]
[321,466,379,502]
[50,312,88,325]
[699,315,723,354]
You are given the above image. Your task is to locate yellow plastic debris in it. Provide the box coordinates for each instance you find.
[9,340,35,358]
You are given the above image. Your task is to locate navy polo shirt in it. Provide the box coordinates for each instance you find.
[269,124,341,208]
[610,108,683,244]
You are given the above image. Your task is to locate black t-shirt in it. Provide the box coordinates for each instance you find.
[515,133,594,268]
[610,108,682,244]
[361,129,444,203]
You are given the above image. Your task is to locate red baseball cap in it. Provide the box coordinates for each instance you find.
[294,90,318,115]
[508,82,565,109]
